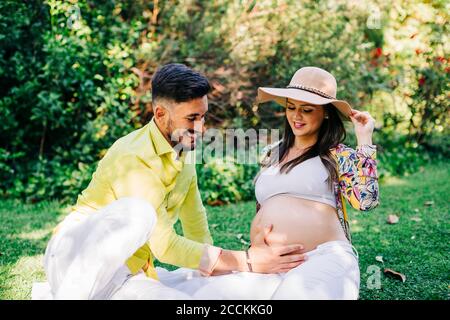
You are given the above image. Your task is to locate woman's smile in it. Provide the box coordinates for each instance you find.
[293,121,306,129]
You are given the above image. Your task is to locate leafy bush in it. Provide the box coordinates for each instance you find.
[0,0,143,202]
[376,137,433,178]
[0,0,447,204]
[373,111,445,179]
[196,158,259,206]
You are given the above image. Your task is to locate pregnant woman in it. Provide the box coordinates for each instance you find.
[154,66,379,300]
[248,66,379,299]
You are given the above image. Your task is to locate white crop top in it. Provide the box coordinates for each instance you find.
[255,155,336,208]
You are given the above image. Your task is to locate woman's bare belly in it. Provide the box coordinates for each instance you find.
[250,195,348,253]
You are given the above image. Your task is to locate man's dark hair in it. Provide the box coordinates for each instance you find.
[151,63,211,105]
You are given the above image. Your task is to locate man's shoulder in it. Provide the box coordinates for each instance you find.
[105,124,158,163]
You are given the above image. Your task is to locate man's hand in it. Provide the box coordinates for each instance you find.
[248,224,307,274]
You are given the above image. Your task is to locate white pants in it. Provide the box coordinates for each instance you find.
[42,197,191,300]
[38,197,359,300]
[154,240,360,300]
[271,240,360,299]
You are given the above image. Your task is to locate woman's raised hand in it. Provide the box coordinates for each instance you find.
[349,109,376,145]
[248,224,307,274]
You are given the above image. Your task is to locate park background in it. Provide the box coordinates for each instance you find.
[0,0,448,299]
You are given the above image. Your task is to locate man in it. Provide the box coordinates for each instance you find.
[43,63,306,299]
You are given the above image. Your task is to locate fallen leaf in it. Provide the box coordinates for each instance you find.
[210,224,219,229]
[424,201,434,206]
[236,233,243,240]
[411,235,416,240]
[414,208,419,213]
[387,214,399,224]
[375,256,384,263]
[410,217,422,222]
[384,268,406,282]
[207,199,226,206]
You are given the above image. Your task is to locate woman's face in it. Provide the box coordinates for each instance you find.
[285,99,326,138]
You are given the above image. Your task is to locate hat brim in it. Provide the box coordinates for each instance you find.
[257,87,352,121]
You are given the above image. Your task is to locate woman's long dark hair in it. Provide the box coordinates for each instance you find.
[262,103,346,190]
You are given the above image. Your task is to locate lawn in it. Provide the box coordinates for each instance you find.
[0,163,449,300]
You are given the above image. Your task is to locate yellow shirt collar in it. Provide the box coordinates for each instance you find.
[148,118,186,171]
[149,118,173,156]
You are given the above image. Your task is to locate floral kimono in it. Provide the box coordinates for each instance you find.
[330,143,379,242]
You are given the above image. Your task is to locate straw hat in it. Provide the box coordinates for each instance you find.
[257,66,352,121]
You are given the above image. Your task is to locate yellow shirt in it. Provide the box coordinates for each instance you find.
[72,118,217,279]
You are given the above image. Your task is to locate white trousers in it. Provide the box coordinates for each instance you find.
[38,197,359,300]
[271,240,360,299]
[42,197,191,300]
[155,240,360,300]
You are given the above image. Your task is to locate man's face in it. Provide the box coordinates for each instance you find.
[157,96,208,151]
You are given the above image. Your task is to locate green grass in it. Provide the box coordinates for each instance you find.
[1,163,449,300]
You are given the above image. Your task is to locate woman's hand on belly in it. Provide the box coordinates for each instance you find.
[248,224,308,274]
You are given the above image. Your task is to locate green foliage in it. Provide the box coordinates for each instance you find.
[373,111,445,179]
[408,52,449,145]
[0,0,144,202]
[0,0,448,204]
[376,136,433,178]
[196,159,259,205]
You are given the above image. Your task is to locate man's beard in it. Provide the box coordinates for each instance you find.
[167,118,197,153]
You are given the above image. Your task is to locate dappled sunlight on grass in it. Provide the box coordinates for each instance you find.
[381,176,408,186]
[13,226,54,241]
[2,255,46,300]
[350,225,364,233]
[370,226,381,233]
[0,200,67,299]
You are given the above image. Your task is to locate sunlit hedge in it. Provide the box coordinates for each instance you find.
[0,0,447,203]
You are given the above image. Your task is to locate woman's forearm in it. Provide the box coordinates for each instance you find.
[356,135,373,146]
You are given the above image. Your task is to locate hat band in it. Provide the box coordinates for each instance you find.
[286,84,335,100]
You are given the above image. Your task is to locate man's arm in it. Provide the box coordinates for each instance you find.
[112,156,307,276]
[110,155,213,270]
[178,174,213,244]
[178,173,308,276]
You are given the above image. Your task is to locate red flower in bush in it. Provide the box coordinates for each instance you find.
[375,47,383,58]
[435,56,446,63]
[415,49,422,55]
[418,77,426,86]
